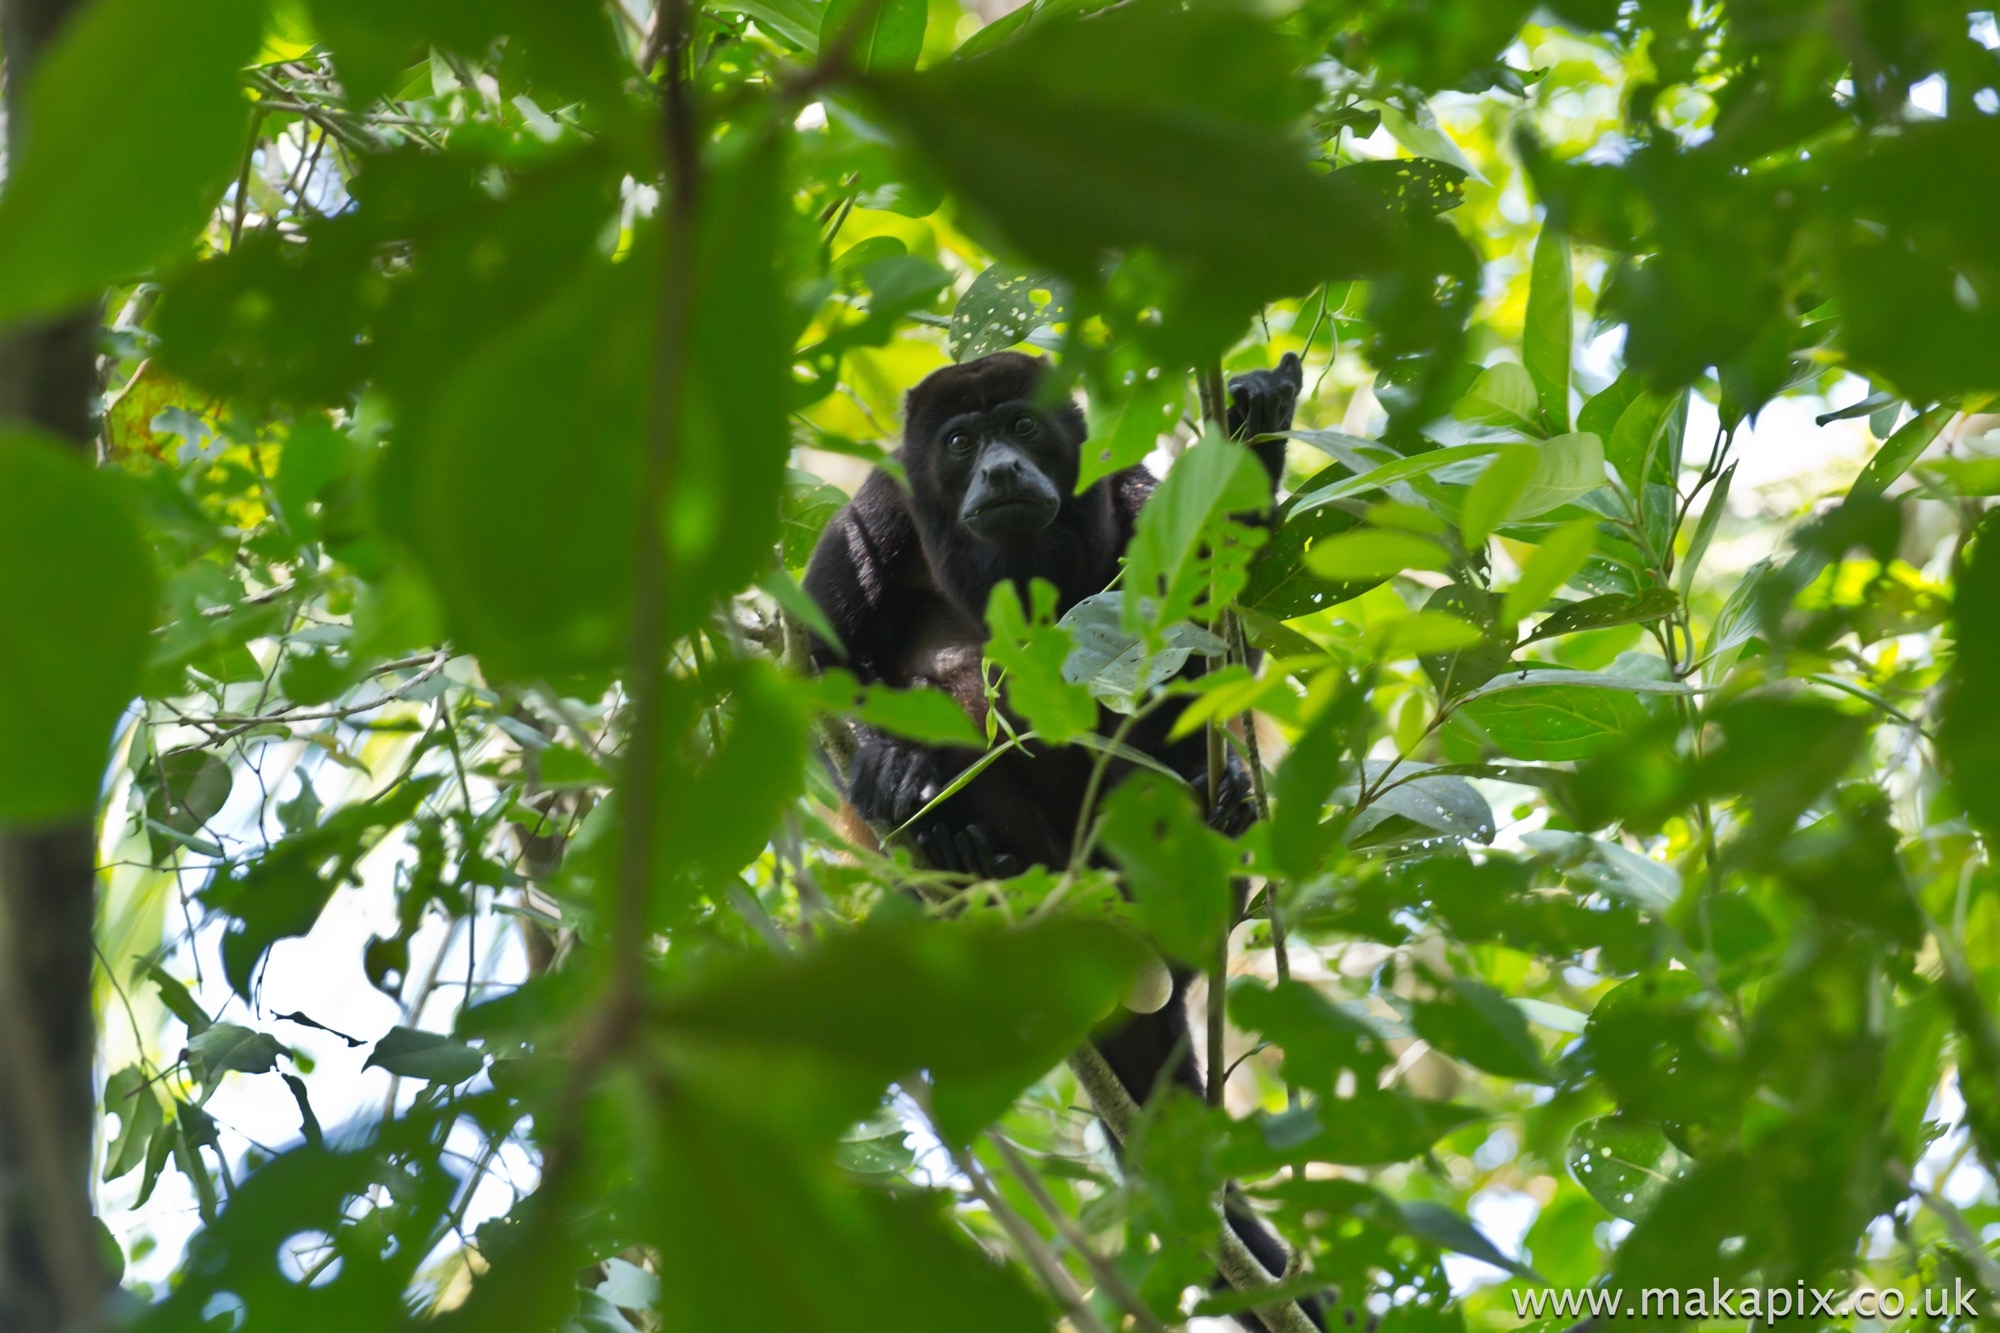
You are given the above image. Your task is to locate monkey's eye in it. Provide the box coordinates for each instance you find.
[1011,413,1040,438]
[945,430,976,454]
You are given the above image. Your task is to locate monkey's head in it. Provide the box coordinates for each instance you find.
[904,352,1088,545]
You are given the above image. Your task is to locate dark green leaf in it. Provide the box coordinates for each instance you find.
[1523,588,1678,643]
[648,1093,1048,1330]
[188,1024,286,1081]
[864,2,1396,350]
[0,0,262,321]
[1405,977,1553,1082]
[146,965,212,1037]
[1098,775,1234,965]
[1398,1200,1543,1282]
[1828,118,2000,400]
[364,1026,486,1084]
[308,0,625,108]
[403,137,790,678]
[657,917,1142,1140]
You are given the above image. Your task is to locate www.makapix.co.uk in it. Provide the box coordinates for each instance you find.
[1513,1278,1986,1322]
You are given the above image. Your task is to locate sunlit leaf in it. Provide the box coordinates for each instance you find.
[0,431,156,820]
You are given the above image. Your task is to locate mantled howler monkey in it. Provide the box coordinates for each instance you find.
[804,350,1321,1331]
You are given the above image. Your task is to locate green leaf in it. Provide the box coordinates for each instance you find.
[1509,431,1606,518]
[717,0,823,50]
[0,431,157,820]
[1603,391,1685,497]
[1502,517,1599,623]
[780,468,849,569]
[364,1026,486,1084]
[1286,439,1505,517]
[863,1,1396,349]
[308,0,626,108]
[1451,362,1538,432]
[1060,592,1226,706]
[822,0,927,69]
[1461,682,1658,761]
[104,1066,166,1182]
[188,1024,286,1081]
[1122,432,1269,634]
[648,1096,1048,1331]
[808,670,983,748]
[1676,465,1732,601]
[1523,229,1573,432]
[1522,588,1678,644]
[1849,403,1951,502]
[1079,365,1178,491]
[145,751,232,842]
[653,662,809,887]
[1943,511,2000,845]
[1456,667,1693,704]
[1230,980,1482,1164]
[1241,493,1377,618]
[985,580,1096,743]
[1345,763,1494,844]
[1566,1117,1693,1222]
[405,137,791,678]
[1399,1200,1544,1282]
[146,965,212,1037]
[658,917,1142,1140]
[944,260,1072,358]
[0,0,262,322]
[1304,528,1450,581]
[1405,977,1552,1081]
[1419,583,1512,698]
[1098,774,1233,965]
[1828,117,2000,400]
[1459,445,1538,547]
[208,778,438,996]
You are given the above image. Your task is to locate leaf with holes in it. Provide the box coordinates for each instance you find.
[1567,1117,1693,1221]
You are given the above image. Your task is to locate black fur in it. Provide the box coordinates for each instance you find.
[803,350,1319,1331]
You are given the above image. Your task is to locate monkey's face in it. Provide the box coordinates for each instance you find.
[941,403,1067,542]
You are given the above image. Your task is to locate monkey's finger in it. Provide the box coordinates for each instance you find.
[967,825,1004,879]
[953,829,987,878]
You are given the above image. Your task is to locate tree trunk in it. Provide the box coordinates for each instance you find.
[0,1,111,1330]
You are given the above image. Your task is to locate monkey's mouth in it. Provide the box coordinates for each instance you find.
[970,497,1047,516]
[963,492,1060,536]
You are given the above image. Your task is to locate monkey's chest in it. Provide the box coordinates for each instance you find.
[891,598,993,727]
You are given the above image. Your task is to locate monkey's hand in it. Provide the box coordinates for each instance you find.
[1207,752,1258,837]
[1227,351,1303,443]
[849,735,1024,878]
[849,733,953,829]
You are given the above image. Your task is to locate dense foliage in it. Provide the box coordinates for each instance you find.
[1,0,1998,1328]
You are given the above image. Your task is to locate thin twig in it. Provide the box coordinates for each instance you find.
[990,1132,1172,1333]
[1066,1044,1319,1333]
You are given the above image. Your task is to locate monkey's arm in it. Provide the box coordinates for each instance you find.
[801,469,924,682]
[1228,351,1304,491]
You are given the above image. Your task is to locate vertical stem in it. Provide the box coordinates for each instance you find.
[1199,356,1230,1107]
[229,109,267,250]
[611,0,702,1017]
